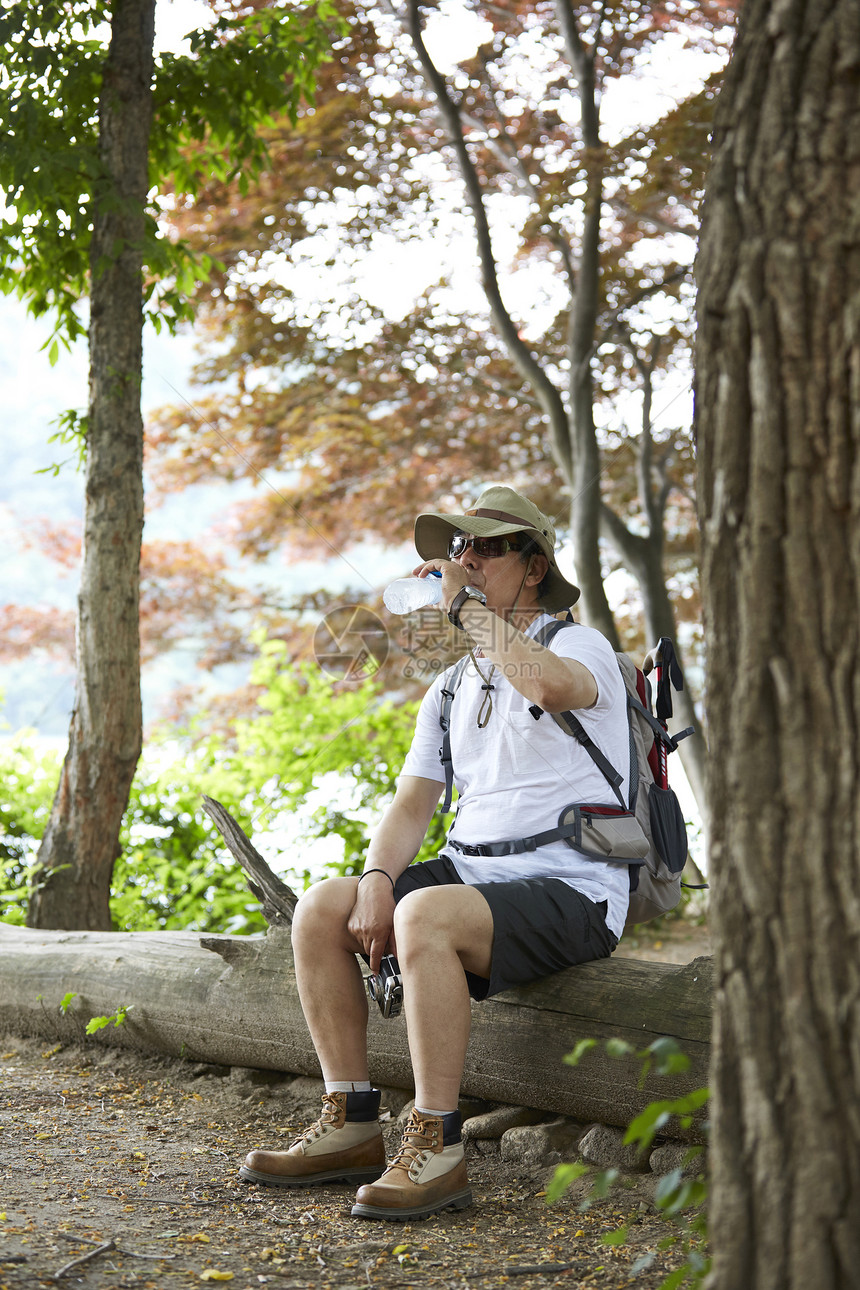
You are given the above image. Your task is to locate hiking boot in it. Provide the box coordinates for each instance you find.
[239,1089,385,1188]
[351,1108,473,1220]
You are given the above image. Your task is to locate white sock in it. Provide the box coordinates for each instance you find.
[325,1080,373,1093]
[415,1107,455,1118]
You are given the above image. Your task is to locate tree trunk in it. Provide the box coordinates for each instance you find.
[0,923,712,1142]
[696,0,860,1285]
[29,0,155,930]
[555,0,620,647]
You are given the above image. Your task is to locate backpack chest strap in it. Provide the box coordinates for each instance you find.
[439,655,470,813]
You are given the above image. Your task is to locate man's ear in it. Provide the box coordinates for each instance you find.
[528,554,549,584]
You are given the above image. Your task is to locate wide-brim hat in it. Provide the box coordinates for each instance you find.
[414,484,580,612]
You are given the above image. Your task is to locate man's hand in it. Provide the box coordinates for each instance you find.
[348,874,397,975]
[355,777,442,970]
[412,558,471,614]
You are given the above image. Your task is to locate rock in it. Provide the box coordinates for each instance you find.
[189,1062,231,1079]
[458,1096,496,1122]
[578,1124,651,1174]
[650,1141,705,1177]
[396,1098,416,1124]
[229,1066,289,1087]
[500,1118,582,1168]
[278,1074,326,1102]
[463,1104,547,1140]
[377,1086,414,1118]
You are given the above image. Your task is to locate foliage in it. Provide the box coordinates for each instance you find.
[0,0,341,350]
[44,990,134,1036]
[85,1003,134,1034]
[1,1,731,741]
[133,0,736,760]
[0,732,263,932]
[549,1036,710,1289]
[0,734,63,918]
[145,0,734,549]
[187,646,450,884]
[0,649,435,930]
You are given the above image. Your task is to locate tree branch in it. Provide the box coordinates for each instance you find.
[201,796,297,926]
[553,0,597,144]
[405,0,572,478]
[599,501,649,574]
[607,196,698,240]
[595,266,690,352]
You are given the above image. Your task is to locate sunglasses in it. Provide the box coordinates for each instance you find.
[448,532,524,560]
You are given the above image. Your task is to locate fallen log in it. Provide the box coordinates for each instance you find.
[0,799,713,1140]
[0,923,711,1140]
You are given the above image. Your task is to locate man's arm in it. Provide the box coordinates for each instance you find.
[456,601,598,712]
[414,557,598,713]
[348,775,443,973]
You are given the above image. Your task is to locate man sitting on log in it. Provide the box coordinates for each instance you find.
[240,485,631,1220]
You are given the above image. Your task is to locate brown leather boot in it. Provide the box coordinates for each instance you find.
[239,1090,385,1188]
[351,1108,472,1220]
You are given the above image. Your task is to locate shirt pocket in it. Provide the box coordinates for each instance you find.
[504,712,553,777]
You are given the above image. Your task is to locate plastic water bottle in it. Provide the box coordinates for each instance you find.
[383,571,443,614]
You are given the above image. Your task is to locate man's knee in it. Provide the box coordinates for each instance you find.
[394,885,494,970]
[393,887,462,951]
[292,876,356,947]
[392,888,435,949]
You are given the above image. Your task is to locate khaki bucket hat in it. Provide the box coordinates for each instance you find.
[414,484,580,612]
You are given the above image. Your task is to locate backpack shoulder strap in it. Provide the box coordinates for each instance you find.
[531,618,627,809]
[439,654,470,813]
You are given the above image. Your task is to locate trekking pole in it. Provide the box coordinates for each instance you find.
[643,636,684,790]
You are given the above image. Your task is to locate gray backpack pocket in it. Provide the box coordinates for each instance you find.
[558,803,650,864]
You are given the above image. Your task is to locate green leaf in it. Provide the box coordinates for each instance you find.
[641,1036,691,1078]
[85,1015,112,1034]
[577,1167,623,1213]
[0,0,337,344]
[624,1088,709,1151]
[59,992,78,1015]
[654,1166,684,1204]
[563,1038,597,1067]
[657,1266,693,1290]
[600,1225,629,1246]
[545,1161,589,1203]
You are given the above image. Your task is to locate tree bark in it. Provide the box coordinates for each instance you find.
[0,923,712,1142]
[29,0,155,930]
[554,0,621,648]
[696,0,860,1285]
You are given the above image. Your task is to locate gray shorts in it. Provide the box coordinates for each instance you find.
[392,856,617,1001]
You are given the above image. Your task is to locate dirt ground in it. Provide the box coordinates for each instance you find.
[0,920,709,1290]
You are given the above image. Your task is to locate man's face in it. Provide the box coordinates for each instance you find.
[449,531,547,611]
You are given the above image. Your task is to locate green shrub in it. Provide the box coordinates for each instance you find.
[1,651,441,932]
[548,1037,710,1289]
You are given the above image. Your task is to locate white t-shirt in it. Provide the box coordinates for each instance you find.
[400,614,631,938]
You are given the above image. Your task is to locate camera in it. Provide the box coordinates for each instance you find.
[366,954,403,1019]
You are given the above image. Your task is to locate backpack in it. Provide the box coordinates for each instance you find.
[437,621,696,931]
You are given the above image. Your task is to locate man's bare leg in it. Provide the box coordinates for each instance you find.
[393,885,494,1110]
[239,877,386,1190]
[351,885,493,1220]
[291,876,371,1081]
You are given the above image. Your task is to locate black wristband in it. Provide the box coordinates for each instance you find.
[447,586,486,630]
[357,869,395,892]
